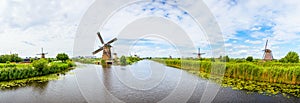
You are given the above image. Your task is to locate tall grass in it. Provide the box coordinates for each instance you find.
[0,61,75,81]
[154,59,300,85]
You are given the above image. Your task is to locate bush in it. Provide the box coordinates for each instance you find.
[56,53,69,62]
[120,56,126,65]
[280,51,299,63]
[246,56,253,62]
[32,59,48,71]
[126,56,142,64]
[66,60,75,67]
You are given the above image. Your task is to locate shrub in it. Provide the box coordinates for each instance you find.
[66,60,75,67]
[246,56,253,62]
[101,59,106,65]
[120,56,127,65]
[56,53,69,62]
[280,51,299,63]
[32,59,48,71]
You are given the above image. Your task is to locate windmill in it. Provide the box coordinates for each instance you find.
[37,48,48,58]
[113,53,119,63]
[92,32,117,64]
[193,48,205,59]
[262,40,273,61]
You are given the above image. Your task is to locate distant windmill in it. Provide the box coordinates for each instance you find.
[193,48,205,59]
[113,53,119,62]
[169,55,172,59]
[37,48,48,58]
[92,32,117,64]
[262,40,273,61]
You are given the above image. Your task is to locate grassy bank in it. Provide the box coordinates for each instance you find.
[125,56,143,65]
[0,60,75,82]
[72,58,101,64]
[153,59,300,97]
[0,74,59,90]
[73,56,142,65]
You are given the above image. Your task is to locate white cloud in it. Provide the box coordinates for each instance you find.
[245,40,262,44]
[1,0,300,59]
[0,0,94,57]
[202,0,300,58]
[203,0,300,43]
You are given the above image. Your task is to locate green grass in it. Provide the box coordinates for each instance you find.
[0,60,75,82]
[153,59,300,97]
[72,58,101,64]
[73,56,142,65]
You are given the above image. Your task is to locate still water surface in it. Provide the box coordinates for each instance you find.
[0,60,299,103]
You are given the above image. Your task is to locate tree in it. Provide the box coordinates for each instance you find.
[0,54,22,63]
[120,56,127,65]
[246,56,253,62]
[280,51,299,63]
[56,53,69,62]
[221,55,230,62]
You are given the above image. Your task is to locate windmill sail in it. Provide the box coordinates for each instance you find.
[264,40,268,50]
[97,32,105,44]
[107,38,117,44]
[92,47,103,55]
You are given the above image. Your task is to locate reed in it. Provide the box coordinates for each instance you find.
[153,59,300,85]
[0,61,75,81]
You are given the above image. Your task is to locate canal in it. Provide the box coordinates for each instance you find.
[0,60,299,103]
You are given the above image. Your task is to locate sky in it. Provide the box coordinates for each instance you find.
[1,0,300,59]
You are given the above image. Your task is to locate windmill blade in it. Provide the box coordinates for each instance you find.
[193,53,198,54]
[198,48,200,54]
[262,52,266,59]
[92,47,103,55]
[200,53,206,55]
[264,40,268,50]
[44,53,48,55]
[106,38,117,44]
[97,32,105,44]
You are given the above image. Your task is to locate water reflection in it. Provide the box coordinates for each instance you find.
[1,81,49,93]
[31,81,49,94]
[102,67,112,91]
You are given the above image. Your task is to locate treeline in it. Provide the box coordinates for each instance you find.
[120,56,143,65]
[0,54,22,63]
[221,51,299,63]
[0,53,74,81]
